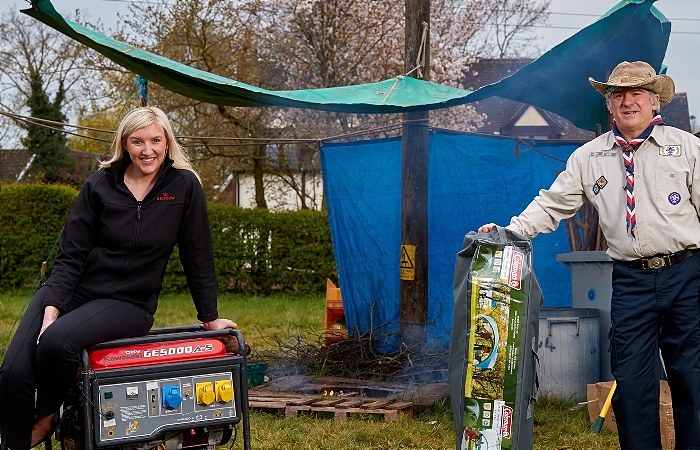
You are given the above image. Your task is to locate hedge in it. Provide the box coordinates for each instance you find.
[0,184,336,294]
[0,184,77,289]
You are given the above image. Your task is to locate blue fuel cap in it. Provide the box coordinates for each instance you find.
[162,385,182,409]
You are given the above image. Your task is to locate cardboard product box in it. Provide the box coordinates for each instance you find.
[587,380,675,449]
[659,391,675,450]
[461,244,529,450]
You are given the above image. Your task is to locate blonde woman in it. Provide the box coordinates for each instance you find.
[0,107,236,449]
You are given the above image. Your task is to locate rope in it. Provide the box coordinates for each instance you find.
[0,109,107,132]
[429,125,580,163]
[322,124,403,142]
[135,75,148,107]
[177,135,318,143]
[1,105,583,159]
[415,21,429,79]
[0,109,411,145]
[0,110,113,143]
[381,77,401,104]
[515,138,567,163]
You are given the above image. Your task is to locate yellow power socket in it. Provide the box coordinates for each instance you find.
[195,382,215,405]
[215,380,234,403]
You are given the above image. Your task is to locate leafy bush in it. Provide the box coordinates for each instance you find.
[269,210,336,293]
[207,205,276,295]
[201,205,335,295]
[0,184,335,294]
[0,183,77,289]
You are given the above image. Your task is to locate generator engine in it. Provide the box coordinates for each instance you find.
[57,326,250,450]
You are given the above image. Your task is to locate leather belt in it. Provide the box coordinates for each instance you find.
[617,248,700,270]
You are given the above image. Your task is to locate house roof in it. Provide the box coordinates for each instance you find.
[463,58,692,140]
[661,92,691,131]
[0,149,33,182]
[0,148,98,183]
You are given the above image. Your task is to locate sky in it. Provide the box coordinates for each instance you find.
[527,0,700,122]
[1,0,698,122]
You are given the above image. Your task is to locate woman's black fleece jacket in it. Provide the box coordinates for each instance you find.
[42,156,219,322]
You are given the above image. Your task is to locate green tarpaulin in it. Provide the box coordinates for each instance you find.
[23,0,670,131]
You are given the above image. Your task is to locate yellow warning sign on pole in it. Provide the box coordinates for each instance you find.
[400,245,416,280]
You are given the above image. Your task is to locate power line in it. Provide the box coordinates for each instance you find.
[53,1,700,34]
[530,23,700,35]
[71,0,700,23]
[548,11,700,22]
[437,21,700,36]
[446,6,700,33]
[451,5,700,22]
[86,0,175,4]
[667,31,700,35]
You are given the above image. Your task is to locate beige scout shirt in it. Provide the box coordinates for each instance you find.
[507,125,700,261]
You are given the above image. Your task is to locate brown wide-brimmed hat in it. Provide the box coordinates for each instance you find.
[589,61,675,107]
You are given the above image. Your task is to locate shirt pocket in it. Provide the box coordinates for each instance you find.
[655,170,688,213]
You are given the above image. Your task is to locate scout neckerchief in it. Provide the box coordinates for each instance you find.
[611,114,664,237]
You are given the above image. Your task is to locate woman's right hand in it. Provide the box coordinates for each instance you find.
[202,318,238,331]
[38,305,60,343]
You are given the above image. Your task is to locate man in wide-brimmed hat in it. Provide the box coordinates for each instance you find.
[479,60,700,450]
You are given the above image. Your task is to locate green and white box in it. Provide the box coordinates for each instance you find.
[450,229,541,450]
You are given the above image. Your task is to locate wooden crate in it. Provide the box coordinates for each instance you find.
[324,279,348,345]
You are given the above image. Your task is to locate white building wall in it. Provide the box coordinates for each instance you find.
[237,173,324,211]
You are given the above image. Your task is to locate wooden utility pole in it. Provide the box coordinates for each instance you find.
[400,0,430,348]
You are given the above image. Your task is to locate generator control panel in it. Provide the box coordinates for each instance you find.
[95,370,238,444]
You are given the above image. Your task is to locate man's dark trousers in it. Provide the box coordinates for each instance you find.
[610,254,700,450]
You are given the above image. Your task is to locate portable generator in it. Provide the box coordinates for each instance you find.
[56,325,251,450]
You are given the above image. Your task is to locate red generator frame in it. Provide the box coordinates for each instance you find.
[56,325,251,450]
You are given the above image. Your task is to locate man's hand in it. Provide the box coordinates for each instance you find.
[478,223,498,233]
[38,305,60,343]
[202,318,237,331]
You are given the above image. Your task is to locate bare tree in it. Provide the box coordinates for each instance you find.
[0,111,11,149]
[0,9,90,148]
[469,0,551,59]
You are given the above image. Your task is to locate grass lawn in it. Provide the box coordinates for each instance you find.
[0,291,620,449]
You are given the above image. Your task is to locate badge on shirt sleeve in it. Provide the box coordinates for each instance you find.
[659,145,682,157]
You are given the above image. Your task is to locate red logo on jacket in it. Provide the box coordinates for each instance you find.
[157,192,175,201]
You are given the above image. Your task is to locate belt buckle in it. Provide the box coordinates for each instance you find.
[648,256,664,269]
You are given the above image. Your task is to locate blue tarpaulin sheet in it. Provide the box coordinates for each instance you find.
[320,130,582,348]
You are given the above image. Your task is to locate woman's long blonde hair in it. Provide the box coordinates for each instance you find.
[99,106,201,183]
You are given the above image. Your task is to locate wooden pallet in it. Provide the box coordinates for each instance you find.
[250,375,449,407]
[249,392,413,422]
